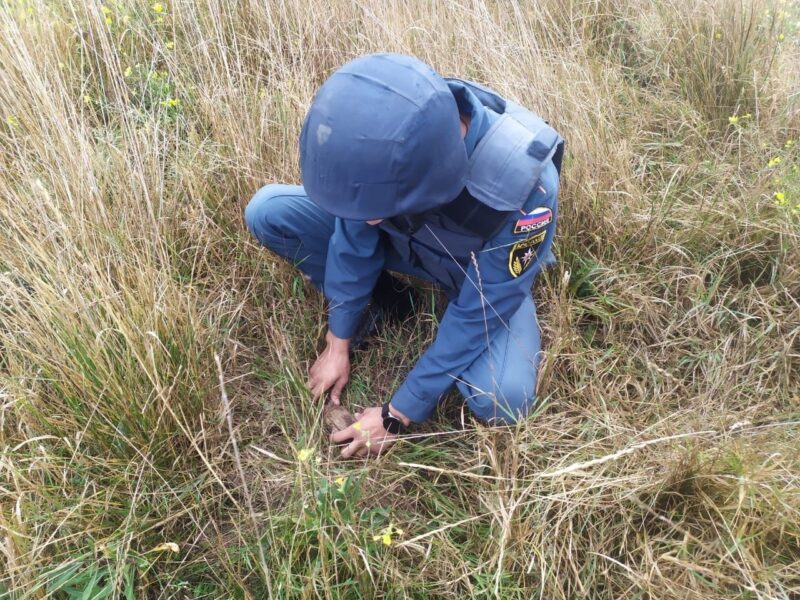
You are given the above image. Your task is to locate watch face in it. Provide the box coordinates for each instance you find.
[383,416,401,434]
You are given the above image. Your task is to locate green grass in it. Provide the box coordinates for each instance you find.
[1,0,799,598]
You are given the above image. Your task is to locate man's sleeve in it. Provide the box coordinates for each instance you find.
[324,218,385,339]
[390,166,559,422]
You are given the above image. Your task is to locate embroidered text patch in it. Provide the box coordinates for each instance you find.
[508,231,547,278]
[512,207,552,235]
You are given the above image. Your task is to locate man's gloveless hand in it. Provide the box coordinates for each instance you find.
[330,406,395,458]
[307,330,350,404]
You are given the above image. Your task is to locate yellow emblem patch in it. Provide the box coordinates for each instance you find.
[508,231,546,278]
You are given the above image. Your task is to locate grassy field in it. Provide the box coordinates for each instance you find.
[1,0,799,597]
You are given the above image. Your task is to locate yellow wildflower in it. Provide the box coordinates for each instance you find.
[152,2,165,13]
[352,421,362,431]
[105,16,112,24]
[156,16,164,23]
[335,476,346,492]
[100,5,111,14]
[778,33,785,41]
[83,95,92,105]
[715,31,722,40]
[165,41,174,49]
[159,98,180,108]
[150,542,179,553]
[728,115,739,124]
[372,523,404,546]
[124,65,132,77]
[5,115,19,128]
[774,191,787,206]
[768,156,782,167]
[785,139,795,149]
[296,448,314,462]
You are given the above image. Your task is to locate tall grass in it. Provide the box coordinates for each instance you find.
[1,0,799,597]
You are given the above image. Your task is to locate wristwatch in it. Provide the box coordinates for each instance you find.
[381,402,406,435]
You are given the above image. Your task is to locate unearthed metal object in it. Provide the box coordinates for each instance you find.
[323,403,356,433]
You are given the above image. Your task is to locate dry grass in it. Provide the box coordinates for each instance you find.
[1,0,799,598]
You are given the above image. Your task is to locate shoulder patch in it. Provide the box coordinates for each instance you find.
[508,231,547,278]
[512,206,552,235]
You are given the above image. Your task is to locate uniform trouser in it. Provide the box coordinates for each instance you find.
[244,184,545,424]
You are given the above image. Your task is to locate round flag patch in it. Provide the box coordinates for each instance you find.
[512,207,552,235]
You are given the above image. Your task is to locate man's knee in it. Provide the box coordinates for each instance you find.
[244,183,283,241]
[461,372,537,425]
[244,183,296,245]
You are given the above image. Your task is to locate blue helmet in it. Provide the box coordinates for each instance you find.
[299,53,467,220]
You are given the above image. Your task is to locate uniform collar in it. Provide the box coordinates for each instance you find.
[447,80,493,157]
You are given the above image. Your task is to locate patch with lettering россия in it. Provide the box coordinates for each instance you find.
[508,230,546,278]
[512,206,552,235]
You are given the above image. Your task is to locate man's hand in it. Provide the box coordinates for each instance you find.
[330,404,410,458]
[307,331,350,404]
[330,406,393,458]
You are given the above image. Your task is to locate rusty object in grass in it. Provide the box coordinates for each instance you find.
[323,403,356,434]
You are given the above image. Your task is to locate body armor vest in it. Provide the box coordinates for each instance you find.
[379,78,565,295]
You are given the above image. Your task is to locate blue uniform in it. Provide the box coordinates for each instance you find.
[246,80,561,425]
